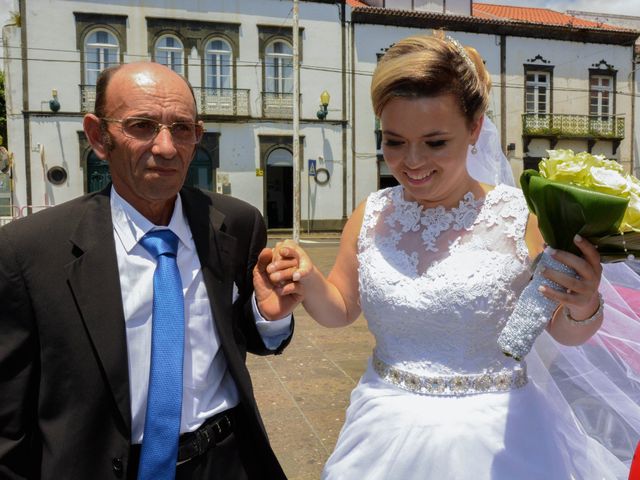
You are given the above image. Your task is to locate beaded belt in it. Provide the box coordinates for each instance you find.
[372,354,528,396]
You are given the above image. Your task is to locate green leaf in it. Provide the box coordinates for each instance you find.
[520,169,628,256]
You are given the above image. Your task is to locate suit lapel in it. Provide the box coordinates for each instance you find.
[181,188,237,345]
[64,189,131,432]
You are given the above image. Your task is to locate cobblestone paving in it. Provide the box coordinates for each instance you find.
[247,238,375,479]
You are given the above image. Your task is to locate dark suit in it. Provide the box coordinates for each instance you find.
[0,186,291,479]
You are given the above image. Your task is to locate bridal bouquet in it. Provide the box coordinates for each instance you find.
[498,149,640,360]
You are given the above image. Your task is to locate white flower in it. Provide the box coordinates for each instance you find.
[589,166,629,196]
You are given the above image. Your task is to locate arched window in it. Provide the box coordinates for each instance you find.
[265,40,293,94]
[205,38,232,90]
[155,35,184,75]
[84,29,119,85]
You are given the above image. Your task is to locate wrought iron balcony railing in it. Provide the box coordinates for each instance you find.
[194,87,250,117]
[81,85,251,117]
[522,113,625,139]
[80,84,96,113]
[262,92,294,119]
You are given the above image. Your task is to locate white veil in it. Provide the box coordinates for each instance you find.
[470,115,640,471]
[467,115,515,187]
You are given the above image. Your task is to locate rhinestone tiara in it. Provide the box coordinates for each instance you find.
[446,36,477,75]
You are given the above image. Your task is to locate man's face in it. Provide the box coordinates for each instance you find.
[100,64,198,219]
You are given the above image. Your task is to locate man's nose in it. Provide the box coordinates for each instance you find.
[152,126,178,157]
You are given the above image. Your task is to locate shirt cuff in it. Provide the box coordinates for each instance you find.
[252,293,293,350]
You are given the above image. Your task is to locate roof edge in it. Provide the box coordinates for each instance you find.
[351,6,639,46]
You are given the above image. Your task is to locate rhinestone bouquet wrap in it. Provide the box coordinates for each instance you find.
[497,251,576,361]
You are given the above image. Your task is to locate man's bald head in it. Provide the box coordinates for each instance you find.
[93,62,198,119]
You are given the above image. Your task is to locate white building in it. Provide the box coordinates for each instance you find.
[348,1,639,204]
[4,0,350,230]
[3,0,639,228]
[567,9,640,177]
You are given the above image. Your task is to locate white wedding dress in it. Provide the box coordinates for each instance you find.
[322,184,630,480]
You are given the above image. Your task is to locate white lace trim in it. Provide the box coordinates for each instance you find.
[383,189,484,252]
[359,184,530,266]
[356,184,534,377]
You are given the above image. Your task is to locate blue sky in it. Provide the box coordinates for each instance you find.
[484,0,638,15]
[0,1,637,32]
[0,0,638,69]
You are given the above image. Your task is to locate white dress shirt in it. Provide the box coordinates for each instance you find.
[110,187,291,443]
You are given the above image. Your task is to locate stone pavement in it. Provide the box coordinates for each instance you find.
[246,237,375,479]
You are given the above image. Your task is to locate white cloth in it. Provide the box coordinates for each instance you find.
[110,187,291,442]
[467,115,515,187]
[466,115,640,472]
[322,185,629,479]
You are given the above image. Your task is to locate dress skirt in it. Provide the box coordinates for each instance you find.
[322,359,628,480]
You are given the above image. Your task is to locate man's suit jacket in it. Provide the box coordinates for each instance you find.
[0,186,291,479]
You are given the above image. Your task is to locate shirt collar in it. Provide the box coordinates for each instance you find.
[110,186,194,254]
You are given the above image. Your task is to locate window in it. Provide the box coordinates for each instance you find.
[590,75,613,119]
[265,40,293,94]
[84,29,119,85]
[155,35,184,75]
[185,149,214,191]
[205,39,232,90]
[86,150,111,193]
[525,71,550,114]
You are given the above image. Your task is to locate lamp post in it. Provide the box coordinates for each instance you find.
[316,90,330,120]
[292,0,301,242]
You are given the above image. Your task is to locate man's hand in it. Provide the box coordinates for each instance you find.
[253,246,304,320]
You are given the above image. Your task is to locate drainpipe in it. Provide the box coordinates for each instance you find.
[341,0,347,221]
[350,15,356,214]
[631,45,636,175]
[500,34,507,156]
[19,0,32,213]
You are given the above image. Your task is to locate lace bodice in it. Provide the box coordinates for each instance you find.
[358,184,532,378]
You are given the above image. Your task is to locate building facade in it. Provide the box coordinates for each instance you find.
[4,0,350,229]
[349,2,639,205]
[3,0,639,227]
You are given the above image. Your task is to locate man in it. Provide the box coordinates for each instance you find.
[0,62,297,479]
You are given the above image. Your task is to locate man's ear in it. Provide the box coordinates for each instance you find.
[83,114,110,160]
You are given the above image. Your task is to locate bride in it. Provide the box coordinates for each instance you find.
[265,34,640,479]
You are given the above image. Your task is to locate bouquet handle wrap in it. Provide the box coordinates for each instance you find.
[497,251,576,360]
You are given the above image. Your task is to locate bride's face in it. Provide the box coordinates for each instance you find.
[380,94,482,209]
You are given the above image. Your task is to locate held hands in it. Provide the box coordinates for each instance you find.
[252,239,313,320]
[537,234,603,321]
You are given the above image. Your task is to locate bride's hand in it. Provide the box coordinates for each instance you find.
[538,234,603,320]
[267,239,315,296]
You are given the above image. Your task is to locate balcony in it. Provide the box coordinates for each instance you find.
[522,113,625,152]
[194,87,250,117]
[262,92,294,119]
[80,84,96,113]
[81,85,251,117]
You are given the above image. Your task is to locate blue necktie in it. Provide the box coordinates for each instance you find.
[137,230,184,480]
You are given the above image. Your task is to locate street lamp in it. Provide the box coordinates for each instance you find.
[316,90,330,120]
[49,89,61,113]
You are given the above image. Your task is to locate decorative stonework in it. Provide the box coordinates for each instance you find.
[591,59,615,71]
[526,54,551,64]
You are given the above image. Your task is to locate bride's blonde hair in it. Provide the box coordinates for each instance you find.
[371,33,490,126]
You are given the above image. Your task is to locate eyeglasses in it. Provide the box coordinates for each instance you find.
[101,117,204,144]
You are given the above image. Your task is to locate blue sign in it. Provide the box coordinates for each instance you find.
[308,159,317,177]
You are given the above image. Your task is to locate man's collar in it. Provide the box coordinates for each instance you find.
[110,186,193,253]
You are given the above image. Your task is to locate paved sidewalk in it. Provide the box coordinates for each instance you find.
[247,239,374,479]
